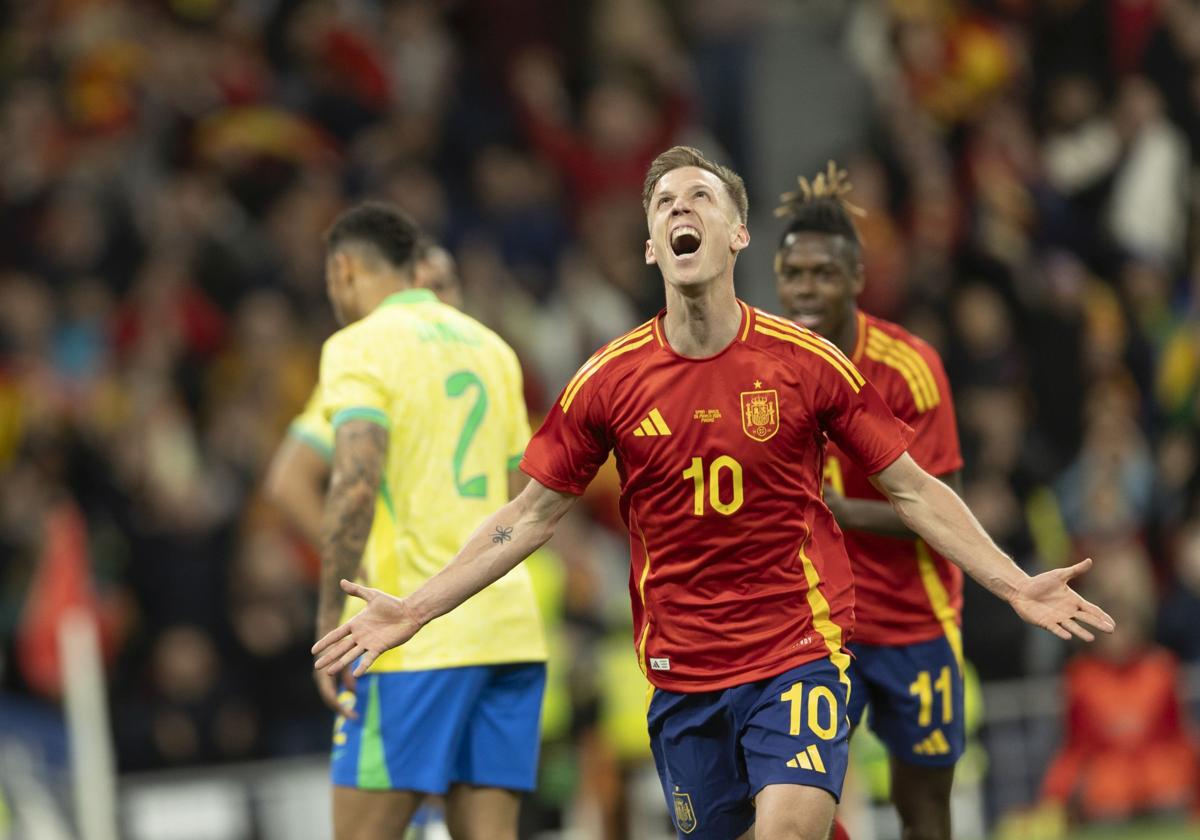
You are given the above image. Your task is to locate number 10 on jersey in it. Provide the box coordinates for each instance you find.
[682,456,744,516]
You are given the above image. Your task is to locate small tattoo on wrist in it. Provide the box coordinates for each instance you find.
[492,526,514,544]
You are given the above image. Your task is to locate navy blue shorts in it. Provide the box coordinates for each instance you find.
[330,662,546,792]
[846,635,964,767]
[647,659,851,839]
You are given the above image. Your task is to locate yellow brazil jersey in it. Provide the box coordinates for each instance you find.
[317,288,547,672]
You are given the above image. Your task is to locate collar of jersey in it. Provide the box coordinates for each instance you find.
[851,310,868,364]
[379,288,437,308]
[654,299,752,362]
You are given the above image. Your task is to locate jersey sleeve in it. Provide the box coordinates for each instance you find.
[288,385,333,460]
[318,326,393,432]
[902,345,963,477]
[520,376,611,495]
[816,359,912,476]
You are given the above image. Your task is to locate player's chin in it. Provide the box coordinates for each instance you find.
[666,255,713,286]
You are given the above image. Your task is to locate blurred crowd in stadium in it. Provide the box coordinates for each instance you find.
[1,0,1198,836]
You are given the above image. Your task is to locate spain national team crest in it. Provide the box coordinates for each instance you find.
[740,385,780,442]
[672,789,697,834]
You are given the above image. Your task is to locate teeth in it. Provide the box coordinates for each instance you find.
[671,226,700,244]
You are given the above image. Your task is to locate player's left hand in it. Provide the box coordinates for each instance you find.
[312,579,421,677]
[1009,558,1116,641]
[313,667,358,719]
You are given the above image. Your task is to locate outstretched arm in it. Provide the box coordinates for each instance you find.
[871,453,1114,641]
[827,470,962,539]
[313,478,578,675]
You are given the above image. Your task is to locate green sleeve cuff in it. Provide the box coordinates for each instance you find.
[507,453,524,471]
[287,424,333,460]
[332,407,391,431]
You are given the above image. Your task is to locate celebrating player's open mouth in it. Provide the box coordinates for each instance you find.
[670,223,702,262]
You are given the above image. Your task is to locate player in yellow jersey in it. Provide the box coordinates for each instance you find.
[265,235,468,724]
[311,203,546,840]
[265,235,464,553]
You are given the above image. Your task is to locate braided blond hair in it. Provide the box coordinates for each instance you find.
[775,160,866,220]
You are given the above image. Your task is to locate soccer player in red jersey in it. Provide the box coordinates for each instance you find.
[313,146,1113,840]
[774,163,966,840]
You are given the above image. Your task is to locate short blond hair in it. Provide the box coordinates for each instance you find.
[642,146,749,224]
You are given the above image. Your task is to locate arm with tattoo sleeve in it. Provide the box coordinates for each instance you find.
[317,419,389,641]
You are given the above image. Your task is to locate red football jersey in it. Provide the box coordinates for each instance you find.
[822,311,964,649]
[521,303,912,692]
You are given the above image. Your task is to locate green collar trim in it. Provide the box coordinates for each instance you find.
[380,288,436,308]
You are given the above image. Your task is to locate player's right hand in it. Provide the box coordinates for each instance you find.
[312,579,421,677]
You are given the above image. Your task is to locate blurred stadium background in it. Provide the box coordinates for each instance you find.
[1,0,1198,838]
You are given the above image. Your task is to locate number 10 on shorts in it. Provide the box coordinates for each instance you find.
[780,681,839,740]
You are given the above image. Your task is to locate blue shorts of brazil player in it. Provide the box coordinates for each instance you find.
[331,662,546,793]
[846,635,965,767]
[647,658,851,839]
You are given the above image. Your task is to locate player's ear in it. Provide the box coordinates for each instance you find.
[645,238,657,266]
[331,250,353,285]
[730,223,749,254]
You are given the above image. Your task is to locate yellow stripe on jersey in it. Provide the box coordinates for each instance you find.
[754,325,864,393]
[755,311,866,387]
[797,526,852,697]
[566,321,655,391]
[916,540,963,671]
[635,518,654,677]
[560,323,655,412]
[867,329,939,407]
[866,329,940,411]
[739,300,753,341]
[889,336,940,407]
[865,336,931,412]
[851,311,868,364]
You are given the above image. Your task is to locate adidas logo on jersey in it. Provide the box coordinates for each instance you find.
[785,745,826,773]
[632,408,672,437]
[913,728,951,756]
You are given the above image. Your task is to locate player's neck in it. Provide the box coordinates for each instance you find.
[359,278,416,317]
[831,306,860,357]
[662,279,741,358]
